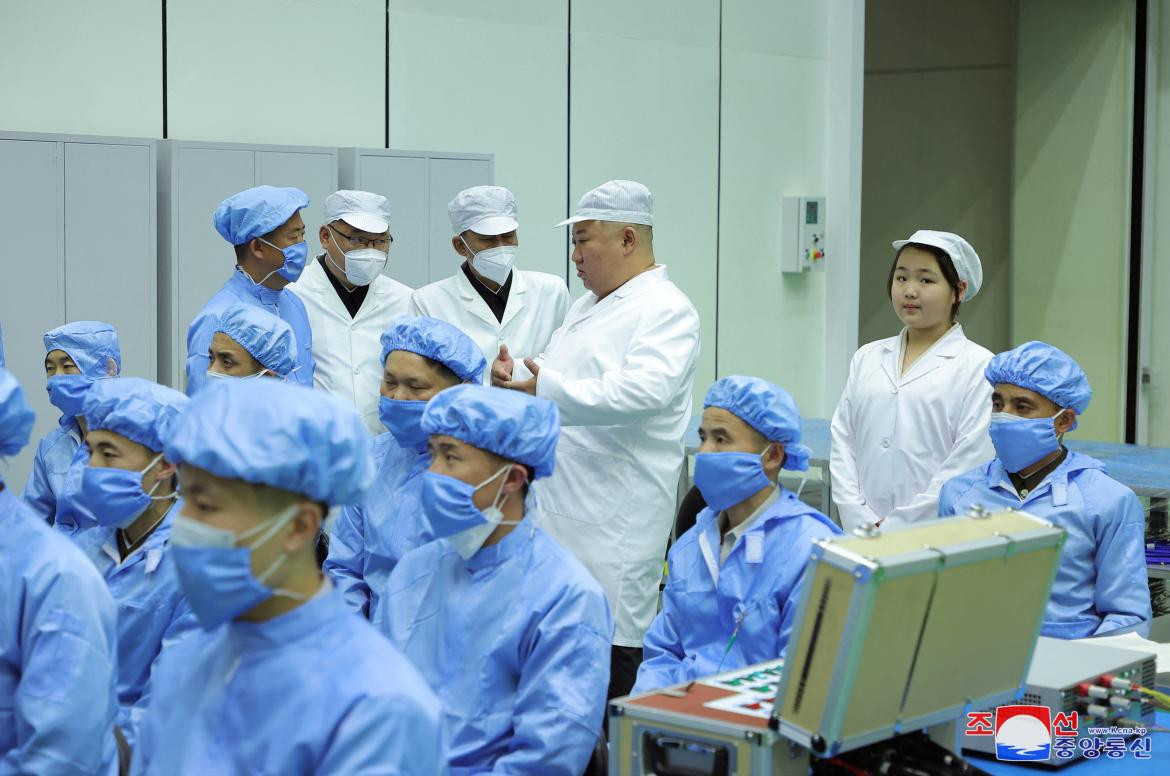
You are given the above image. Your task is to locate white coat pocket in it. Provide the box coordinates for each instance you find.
[541,440,627,527]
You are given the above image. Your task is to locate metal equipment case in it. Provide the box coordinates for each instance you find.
[610,509,1065,774]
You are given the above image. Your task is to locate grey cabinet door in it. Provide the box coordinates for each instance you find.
[353,153,429,289]
[0,139,63,494]
[256,150,337,252]
[427,157,493,285]
[64,141,156,382]
[168,146,255,387]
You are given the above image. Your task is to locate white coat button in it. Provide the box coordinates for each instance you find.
[891,387,899,395]
[881,438,891,448]
[353,367,361,375]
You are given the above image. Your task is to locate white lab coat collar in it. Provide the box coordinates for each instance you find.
[454,265,529,329]
[571,264,668,328]
[880,323,970,388]
[611,264,668,299]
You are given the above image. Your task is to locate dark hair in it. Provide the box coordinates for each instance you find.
[315,522,329,568]
[233,225,280,263]
[887,243,965,321]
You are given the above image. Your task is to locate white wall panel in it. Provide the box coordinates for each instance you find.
[388,0,569,280]
[569,0,719,408]
[0,0,161,137]
[167,0,384,148]
[718,0,831,415]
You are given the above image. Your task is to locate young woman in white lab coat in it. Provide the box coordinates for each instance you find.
[830,231,995,532]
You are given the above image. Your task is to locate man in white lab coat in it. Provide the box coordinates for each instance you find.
[410,185,569,381]
[494,180,701,699]
[289,190,412,434]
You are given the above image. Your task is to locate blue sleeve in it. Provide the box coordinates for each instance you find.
[121,599,199,750]
[296,326,315,388]
[46,447,96,537]
[184,313,217,396]
[1092,488,1152,636]
[937,478,960,517]
[128,637,184,776]
[490,594,613,776]
[21,440,57,523]
[286,300,315,388]
[632,562,689,694]
[777,559,813,658]
[324,503,372,618]
[776,522,833,657]
[315,690,448,775]
[1,565,119,775]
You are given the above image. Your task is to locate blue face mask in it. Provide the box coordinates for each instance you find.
[379,397,430,452]
[168,503,308,630]
[988,411,1065,474]
[76,453,173,528]
[256,238,309,284]
[420,466,513,560]
[46,374,95,417]
[693,446,774,512]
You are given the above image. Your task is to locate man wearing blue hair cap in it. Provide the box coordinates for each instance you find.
[23,320,121,530]
[325,315,487,618]
[132,380,445,774]
[207,303,298,380]
[634,376,841,693]
[66,378,197,749]
[184,185,314,395]
[0,366,121,775]
[379,384,613,775]
[940,342,1151,638]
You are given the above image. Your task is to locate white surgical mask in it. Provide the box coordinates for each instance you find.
[206,369,268,382]
[171,502,307,589]
[170,502,300,551]
[462,237,517,287]
[328,225,388,286]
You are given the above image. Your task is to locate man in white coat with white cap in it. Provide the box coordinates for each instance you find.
[410,185,569,379]
[289,190,412,434]
[494,179,701,699]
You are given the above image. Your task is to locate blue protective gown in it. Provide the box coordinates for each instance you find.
[325,432,430,618]
[21,417,81,524]
[46,442,101,537]
[184,269,315,395]
[379,516,614,775]
[131,584,446,775]
[939,451,1152,638]
[0,486,119,776]
[634,489,842,693]
[72,503,198,748]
